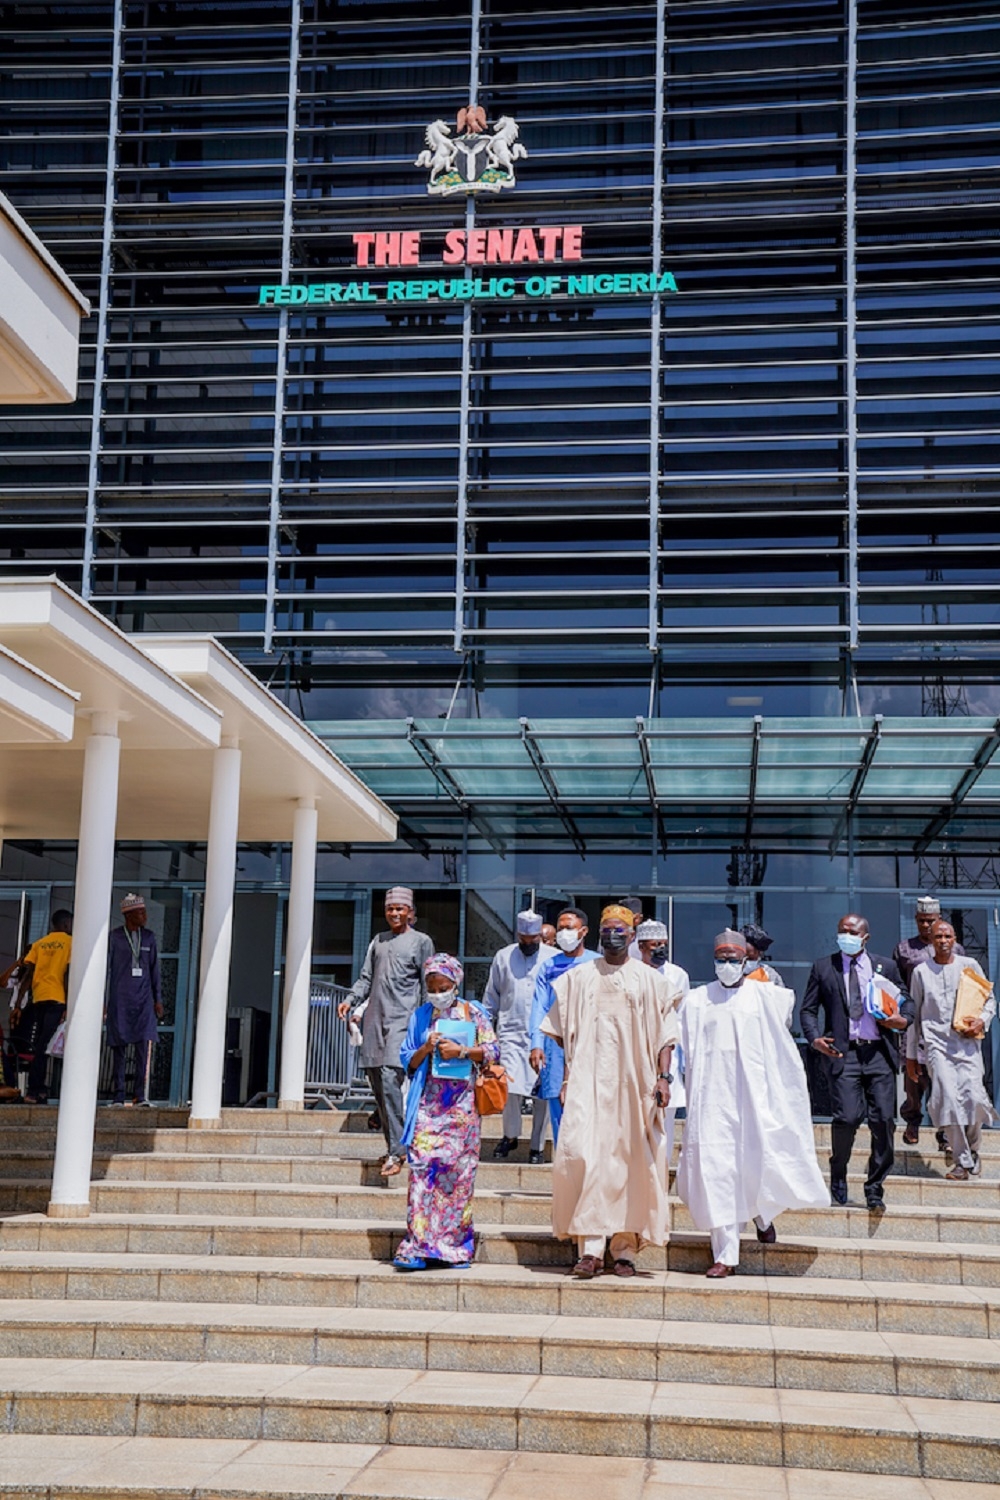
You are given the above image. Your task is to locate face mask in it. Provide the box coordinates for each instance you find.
[431,985,458,1011]
[601,929,630,954]
[518,939,540,956]
[650,945,669,966]
[836,932,864,956]
[715,960,744,988]
[556,928,580,953]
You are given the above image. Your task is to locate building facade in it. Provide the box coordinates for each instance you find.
[2,1,999,1095]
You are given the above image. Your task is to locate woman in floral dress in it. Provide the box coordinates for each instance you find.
[394,953,500,1270]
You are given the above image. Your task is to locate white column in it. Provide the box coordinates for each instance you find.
[278,797,318,1110]
[188,736,242,1128]
[48,713,121,1217]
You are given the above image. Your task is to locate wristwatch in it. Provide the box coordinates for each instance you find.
[658,1072,673,1084]
[459,1045,469,1060]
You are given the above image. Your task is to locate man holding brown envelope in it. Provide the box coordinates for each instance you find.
[907,919,997,1181]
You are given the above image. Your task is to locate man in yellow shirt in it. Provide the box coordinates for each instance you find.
[14,910,72,1103]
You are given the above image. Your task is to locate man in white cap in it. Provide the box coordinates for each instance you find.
[678,929,828,1277]
[893,895,963,1147]
[106,894,162,1106]
[635,920,689,1159]
[338,887,433,1176]
[483,911,555,1161]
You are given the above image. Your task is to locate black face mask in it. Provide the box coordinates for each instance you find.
[601,930,630,954]
[518,939,540,956]
[649,944,669,965]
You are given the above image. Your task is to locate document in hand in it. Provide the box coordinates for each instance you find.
[953,966,993,1034]
[431,1017,476,1079]
[864,975,901,1020]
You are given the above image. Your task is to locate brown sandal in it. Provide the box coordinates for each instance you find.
[571,1254,603,1279]
[612,1259,636,1278]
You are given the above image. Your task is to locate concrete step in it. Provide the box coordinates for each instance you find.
[0,1356,996,1481]
[87,1151,1000,1205]
[0,1253,997,1338]
[0,1438,991,1500]
[3,1213,1000,1283]
[5,1178,1000,1244]
[1,1297,999,1401]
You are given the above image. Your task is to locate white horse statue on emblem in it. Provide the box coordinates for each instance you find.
[487,117,528,177]
[415,120,458,184]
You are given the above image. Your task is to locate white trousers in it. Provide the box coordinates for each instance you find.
[578,1231,640,1264]
[946,1119,982,1170]
[709,1216,771,1267]
[502,1093,548,1151]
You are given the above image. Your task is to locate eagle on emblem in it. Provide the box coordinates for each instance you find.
[415,106,527,195]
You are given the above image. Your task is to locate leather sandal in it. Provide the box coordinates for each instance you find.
[379,1154,404,1177]
[755,1222,776,1244]
[705,1261,736,1278]
[571,1254,603,1279]
[612,1258,636,1277]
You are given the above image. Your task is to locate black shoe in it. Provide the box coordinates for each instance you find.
[528,1150,545,1165]
[865,1192,885,1213]
[755,1221,777,1244]
[492,1136,519,1159]
[936,1130,949,1152]
[830,1177,848,1206]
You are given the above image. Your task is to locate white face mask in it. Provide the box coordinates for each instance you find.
[430,985,458,1011]
[715,960,744,988]
[556,928,581,953]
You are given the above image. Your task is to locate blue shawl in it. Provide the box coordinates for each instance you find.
[400,997,487,1149]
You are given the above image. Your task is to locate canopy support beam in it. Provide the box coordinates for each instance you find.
[828,714,882,857]
[744,714,762,849]
[914,716,1000,856]
[520,718,586,859]
[636,717,669,859]
[278,797,319,1110]
[405,717,505,856]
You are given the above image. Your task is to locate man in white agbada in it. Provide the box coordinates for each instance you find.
[483,910,556,1162]
[541,904,678,1280]
[907,919,997,1181]
[678,928,828,1277]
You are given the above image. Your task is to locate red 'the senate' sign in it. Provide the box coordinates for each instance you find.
[352,226,584,268]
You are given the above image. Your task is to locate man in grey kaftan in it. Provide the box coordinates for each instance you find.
[106,893,162,1105]
[482,910,555,1161]
[907,920,997,1178]
[340,886,433,1174]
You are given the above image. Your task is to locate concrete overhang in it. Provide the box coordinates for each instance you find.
[0,192,91,404]
[0,644,79,744]
[136,635,398,844]
[0,578,223,839]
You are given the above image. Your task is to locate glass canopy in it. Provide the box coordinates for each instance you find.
[313,716,1000,855]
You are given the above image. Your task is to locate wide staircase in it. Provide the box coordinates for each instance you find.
[0,1105,998,1499]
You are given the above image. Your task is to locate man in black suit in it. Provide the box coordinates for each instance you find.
[801,913,912,1211]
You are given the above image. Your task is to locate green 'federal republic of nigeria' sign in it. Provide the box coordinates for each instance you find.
[256,272,679,307]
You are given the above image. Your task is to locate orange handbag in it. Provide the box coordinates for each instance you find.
[462,1003,509,1115]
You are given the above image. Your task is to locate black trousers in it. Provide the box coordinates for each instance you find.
[26,1002,64,1098]
[829,1040,897,1197]
[366,1064,406,1158]
[900,1062,931,1128]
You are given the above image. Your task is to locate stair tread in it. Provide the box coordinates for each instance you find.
[1,1294,997,1360]
[0,1353,997,1432]
[0,1436,992,1500]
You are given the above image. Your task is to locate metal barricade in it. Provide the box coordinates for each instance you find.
[305,978,372,1107]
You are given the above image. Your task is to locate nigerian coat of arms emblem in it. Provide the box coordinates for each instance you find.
[415,104,527,195]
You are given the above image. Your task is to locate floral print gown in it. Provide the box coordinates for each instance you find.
[395,1004,500,1266]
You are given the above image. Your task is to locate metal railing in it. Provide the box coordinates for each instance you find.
[305,978,372,1107]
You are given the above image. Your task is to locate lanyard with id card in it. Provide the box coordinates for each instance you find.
[127,928,143,979]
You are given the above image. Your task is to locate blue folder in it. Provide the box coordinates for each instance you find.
[431,1017,476,1079]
